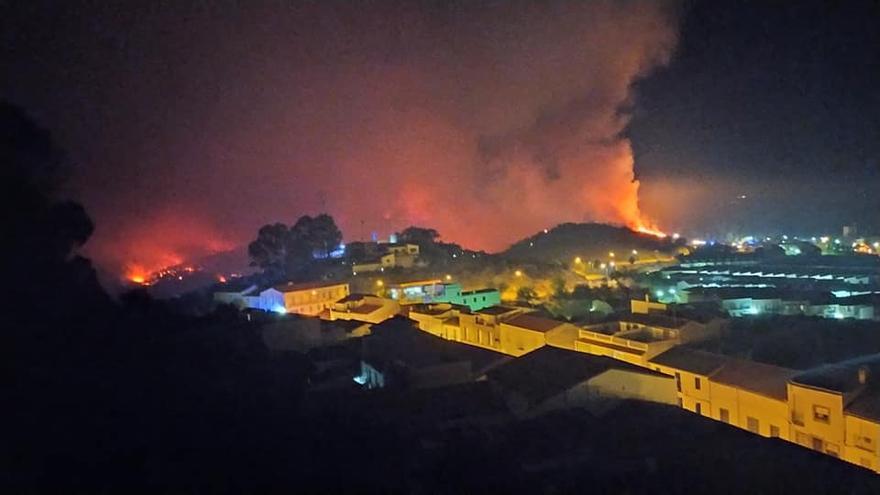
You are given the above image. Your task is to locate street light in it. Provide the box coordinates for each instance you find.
[376,280,384,287]
[574,256,582,264]
[515,270,523,277]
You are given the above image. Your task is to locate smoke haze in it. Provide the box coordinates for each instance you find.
[3,1,680,276]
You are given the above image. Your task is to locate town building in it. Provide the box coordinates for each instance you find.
[436,283,501,311]
[328,294,400,324]
[708,359,797,440]
[649,347,729,416]
[387,279,445,305]
[258,281,350,315]
[485,345,677,418]
[261,316,370,353]
[570,313,720,367]
[213,283,259,309]
[408,303,577,356]
[788,355,880,471]
[357,316,508,390]
[351,243,420,274]
[683,287,877,320]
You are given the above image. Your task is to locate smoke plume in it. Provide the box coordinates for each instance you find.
[52,1,680,275]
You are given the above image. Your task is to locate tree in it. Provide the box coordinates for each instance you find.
[517,286,538,302]
[248,223,290,274]
[291,214,342,258]
[397,226,440,246]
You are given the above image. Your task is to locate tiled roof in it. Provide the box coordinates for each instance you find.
[649,347,729,375]
[503,314,567,333]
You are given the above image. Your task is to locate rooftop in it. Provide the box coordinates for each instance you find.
[847,389,880,422]
[476,305,523,316]
[649,347,729,375]
[409,303,465,316]
[271,280,348,293]
[503,314,567,333]
[791,353,880,394]
[486,345,667,404]
[349,303,383,315]
[335,293,367,303]
[461,288,499,296]
[711,359,797,400]
[616,312,692,329]
[364,316,507,371]
[388,279,442,288]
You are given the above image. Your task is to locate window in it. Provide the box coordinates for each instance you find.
[811,437,823,452]
[694,377,702,390]
[675,372,682,392]
[813,405,831,423]
[746,416,759,434]
[856,435,874,451]
[695,403,702,415]
[719,408,730,423]
[770,425,780,438]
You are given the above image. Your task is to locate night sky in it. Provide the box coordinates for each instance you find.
[3,1,878,277]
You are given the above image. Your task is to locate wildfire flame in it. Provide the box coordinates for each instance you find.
[124,264,152,285]
[634,223,667,238]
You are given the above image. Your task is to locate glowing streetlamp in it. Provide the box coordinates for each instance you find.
[514,270,523,277]
[574,256,582,264]
[376,280,384,287]
[445,274,452,281]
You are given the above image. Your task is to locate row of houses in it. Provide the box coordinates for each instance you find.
[683,287,878,320]
[403,298,880,474]
[215,278,502,317]
[649,346,880,472]
[216,277,880,474]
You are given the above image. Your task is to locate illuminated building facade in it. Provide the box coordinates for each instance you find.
[351,243,419,274]
[258,281,350,315]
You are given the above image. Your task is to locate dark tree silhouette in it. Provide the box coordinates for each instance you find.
[397,226,440,246]
[292,213,342,257]
[248,214,343,277]
[248,223,291,274]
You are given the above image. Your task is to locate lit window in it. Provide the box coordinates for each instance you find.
[813,405,831,423]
